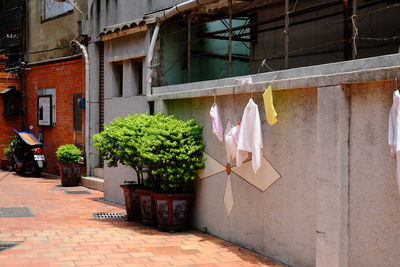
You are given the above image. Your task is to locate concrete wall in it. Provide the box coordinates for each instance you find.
[26,0,87,63]
[348,81,400,267]
[167,88,317,266]
[166,89,317,266]
[102,32,150,203]
[152,77,400,266]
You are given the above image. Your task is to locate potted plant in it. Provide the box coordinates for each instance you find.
[1,135,18,171]
[140,114,205,231]
[56,144,82,187]
[94,114,149,222]
[94,113,205,230]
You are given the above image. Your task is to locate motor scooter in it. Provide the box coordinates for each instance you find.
[11,129,47,177]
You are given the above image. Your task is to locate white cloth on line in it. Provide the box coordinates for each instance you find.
[237,98,263,173]
[225,123,240,162]
[388,90,400,194]
[210,103,224,142]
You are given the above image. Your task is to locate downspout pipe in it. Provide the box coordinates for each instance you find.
[146,0,217,94]
[72,40,91,176]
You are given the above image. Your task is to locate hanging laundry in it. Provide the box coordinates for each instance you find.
[209,103,223,142]
[263,85,278,126]
[388,90,400,194]
[225,121,240,162]
[236,75,253,85]
[237,98,263,173]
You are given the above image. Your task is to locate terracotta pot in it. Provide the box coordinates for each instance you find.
[58,163,81,187]
[120,184,143,221]
[135,189,156,225]
[153,193,193,231]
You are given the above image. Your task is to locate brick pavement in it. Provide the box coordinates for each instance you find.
[0,171,285,267]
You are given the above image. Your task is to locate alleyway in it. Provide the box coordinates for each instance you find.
[0,171,283,267]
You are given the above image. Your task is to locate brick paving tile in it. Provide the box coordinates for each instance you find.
[0,171,285,266]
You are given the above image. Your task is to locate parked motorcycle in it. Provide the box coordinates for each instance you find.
[11,129,47,177]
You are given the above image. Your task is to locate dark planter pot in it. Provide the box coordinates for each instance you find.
[153,193,193,231]
[1,158,8,170]
[58,163,81,187]
[120,184,142,222]
[136,189,156,225]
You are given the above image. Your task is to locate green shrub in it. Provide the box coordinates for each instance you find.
[56,144,82,164]
[3,135,18,160]
[94,113,205,193]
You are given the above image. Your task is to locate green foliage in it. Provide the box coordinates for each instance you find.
[94,113,205,193]
[56,144,82,164]
[3,135,18,160]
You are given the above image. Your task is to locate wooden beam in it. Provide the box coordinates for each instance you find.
[100,25,148,41]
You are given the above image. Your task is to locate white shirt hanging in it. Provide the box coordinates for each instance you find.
[209,103,224,142]
[237,98,263,173]
[389,90,400,154]
[225,122,240,162]
[388,90,400,194]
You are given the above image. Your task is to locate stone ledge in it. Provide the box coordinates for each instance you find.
[81,176,104,192]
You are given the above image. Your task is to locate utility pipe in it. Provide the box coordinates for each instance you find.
[72,40,90,176]
[146,0,218,95]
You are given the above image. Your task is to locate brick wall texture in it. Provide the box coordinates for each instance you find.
[0,59,21,158]
[25,58,85,174]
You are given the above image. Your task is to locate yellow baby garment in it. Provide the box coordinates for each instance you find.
[263,85,278,126]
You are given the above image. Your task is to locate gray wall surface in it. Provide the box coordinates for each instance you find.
[167,89,318,267]
[156,79,400,267]
[348,81,400,267]
[101,31,150,203]
[27,0,87,62]
[103,95,149,204]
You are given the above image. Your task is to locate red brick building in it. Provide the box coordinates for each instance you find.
[0,55,21,158]
[25,57,85,174]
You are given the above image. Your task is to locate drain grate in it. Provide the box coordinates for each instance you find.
[0,242,21,252]
[93,212,126,219]
[65,191,91,195]
[0,207,34,218]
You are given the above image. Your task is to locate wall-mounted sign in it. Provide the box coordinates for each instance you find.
[38,95,52,126]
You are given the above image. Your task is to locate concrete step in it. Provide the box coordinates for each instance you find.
[93,168,104,178]
[81,176,104,192]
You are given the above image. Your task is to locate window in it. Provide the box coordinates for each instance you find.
[113,63,123,97]
[42,0,73,20]
[2,87,21,116]
[132,60,143,96]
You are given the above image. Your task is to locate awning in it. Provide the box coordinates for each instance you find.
[0,86,19,95]
[100,10,165,41]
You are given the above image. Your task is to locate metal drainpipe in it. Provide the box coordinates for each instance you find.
[72,40,90,177]
[146,0,218,95]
